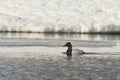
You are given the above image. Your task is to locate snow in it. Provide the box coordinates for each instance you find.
[0,0,120,33]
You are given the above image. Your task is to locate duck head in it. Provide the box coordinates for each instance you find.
[63,42,72,49]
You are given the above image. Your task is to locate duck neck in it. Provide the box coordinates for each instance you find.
[66,46,72,57]
[67,46,72,53]
[68,46,72,50]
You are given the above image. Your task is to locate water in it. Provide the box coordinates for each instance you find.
[0,0,120,33]
[0,33,120,80]
[0,33,119,47]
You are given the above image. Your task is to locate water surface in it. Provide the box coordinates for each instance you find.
[0,33,120,80]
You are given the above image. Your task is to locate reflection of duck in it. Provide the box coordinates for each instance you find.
[63,42,85,58]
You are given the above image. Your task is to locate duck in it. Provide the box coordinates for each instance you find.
[63,42,85,58]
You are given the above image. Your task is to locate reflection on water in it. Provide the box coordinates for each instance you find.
[0,33,120,41]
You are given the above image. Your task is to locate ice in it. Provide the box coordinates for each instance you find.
[0,0,120,33]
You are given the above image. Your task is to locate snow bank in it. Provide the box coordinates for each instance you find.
[0,0,120,33]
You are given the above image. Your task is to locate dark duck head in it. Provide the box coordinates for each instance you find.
[63,42,72,57]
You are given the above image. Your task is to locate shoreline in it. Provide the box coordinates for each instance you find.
[0,31,120,34]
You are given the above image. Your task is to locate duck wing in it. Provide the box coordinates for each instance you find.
[73,49,85,55]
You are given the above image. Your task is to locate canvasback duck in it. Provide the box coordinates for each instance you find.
[63,42,85,58]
